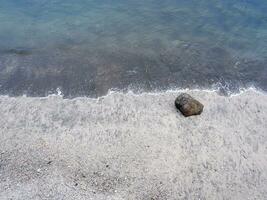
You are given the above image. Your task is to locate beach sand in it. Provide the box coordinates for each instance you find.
[0,89,266,199]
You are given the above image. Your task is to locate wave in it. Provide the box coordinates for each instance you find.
[0,85,266,101]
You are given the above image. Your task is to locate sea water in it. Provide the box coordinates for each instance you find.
[0,0,267,97]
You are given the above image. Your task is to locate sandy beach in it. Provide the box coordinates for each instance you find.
[0,89,266,199]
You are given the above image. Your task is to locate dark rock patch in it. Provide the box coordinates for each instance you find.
[0,47,32,56]
[175,93,204,117]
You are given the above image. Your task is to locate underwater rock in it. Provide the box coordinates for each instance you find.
[0,47,32,56]
[175,93,204,117]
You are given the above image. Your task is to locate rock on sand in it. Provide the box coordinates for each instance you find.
[175,93,204,117]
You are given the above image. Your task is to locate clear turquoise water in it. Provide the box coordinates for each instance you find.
[0,0,267,96]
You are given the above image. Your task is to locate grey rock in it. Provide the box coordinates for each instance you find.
[175,93,204,117]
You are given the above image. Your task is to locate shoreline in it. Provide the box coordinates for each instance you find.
[0,86,266,100]
[1,42,266,98]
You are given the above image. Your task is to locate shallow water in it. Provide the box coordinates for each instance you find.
[0,0,267,97]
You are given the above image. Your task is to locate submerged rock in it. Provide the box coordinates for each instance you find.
[175,93,204,117]
[0,47,32,56]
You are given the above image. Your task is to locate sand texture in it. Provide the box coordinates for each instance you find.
[0,89,267,199]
